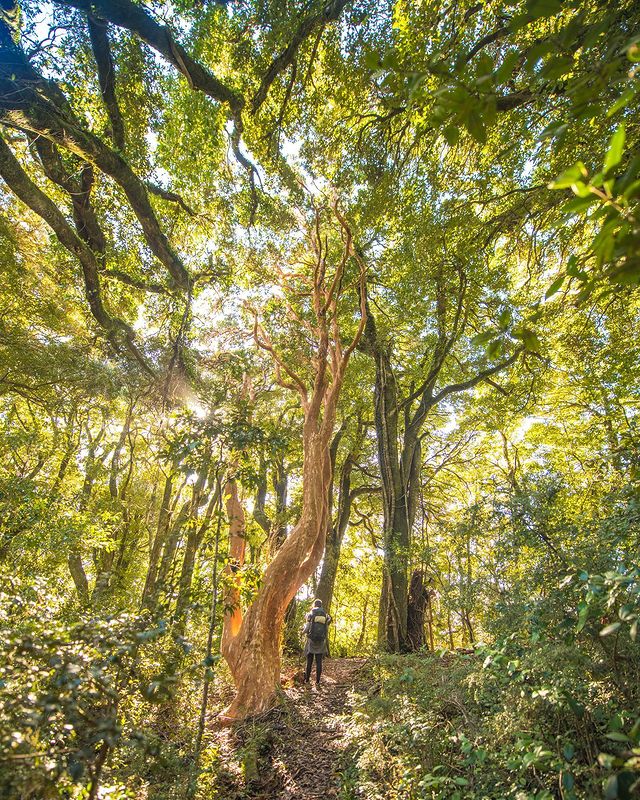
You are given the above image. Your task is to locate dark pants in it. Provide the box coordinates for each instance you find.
[305,653,323,683]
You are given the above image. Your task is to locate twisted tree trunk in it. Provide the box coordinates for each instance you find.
[221,417,334,718]
[219,202,366,719]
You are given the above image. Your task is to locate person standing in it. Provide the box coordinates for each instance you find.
[303,599,331,685]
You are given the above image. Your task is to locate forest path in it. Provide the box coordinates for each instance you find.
[212,657,368,799]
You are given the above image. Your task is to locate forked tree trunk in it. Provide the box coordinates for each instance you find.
[221,419,334,719]
[219,201,366,720]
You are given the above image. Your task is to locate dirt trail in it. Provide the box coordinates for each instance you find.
[211,657,368,799]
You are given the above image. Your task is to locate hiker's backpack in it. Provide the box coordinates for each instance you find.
[308,610,328,643]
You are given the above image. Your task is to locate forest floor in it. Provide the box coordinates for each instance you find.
[209,657,369,799]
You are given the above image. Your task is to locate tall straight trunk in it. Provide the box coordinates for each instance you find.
[69,422,106,601]
[94,410,132,600]
[142,474,173,608]
[355,597,368,651]
[175,461,219,623]
[316,451,354,613]
[361,269,521,651]
[362,307,413,652]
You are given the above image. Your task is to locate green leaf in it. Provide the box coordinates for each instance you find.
[526,0,563,20]
[539,120,568,140]
[604,124,626,173]
[363,49,380,70]
[618,604,635,621]
[471,330,495,347]
[631,620,638,641]
[476,53,494,77]
[443,125,460,146]
[541,55,574,81]
[545,275,565,298]
[600,622,621,637]
[566,255,588,279]
[605,731,629,742]
[622,180,640,200]
[498,308,512,328]
[487,339,504,358]
[549,162,588,189]
[465,109,486,143]
[576,601,589,632]
[608,259,640,286]
[494,50,520,84]
[521,329,542,352]
[604,775,618,800]
[561,196,597,217]
[607,89,637,118]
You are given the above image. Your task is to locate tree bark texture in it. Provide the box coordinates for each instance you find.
[406,569,432,651]
[219,202,367,719]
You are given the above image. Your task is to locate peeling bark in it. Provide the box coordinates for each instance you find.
[219,203,367,720]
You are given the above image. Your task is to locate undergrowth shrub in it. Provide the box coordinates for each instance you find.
[0,578,208,799]
[342,568,640,800]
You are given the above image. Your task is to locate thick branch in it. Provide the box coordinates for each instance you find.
[32,137,107,257]
[251,0,351,113]
[0,134,152,373]
[87,13,125,151]
[53,0,243,112]
[431,347,524,407]
[103,269,170,295]
[0,24,191,290]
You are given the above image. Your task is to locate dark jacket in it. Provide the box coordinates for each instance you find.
[303,607,332,655]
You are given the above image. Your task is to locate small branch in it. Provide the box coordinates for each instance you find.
[146,182,198,217]
[251,311,309,404]
[102,269,170,295]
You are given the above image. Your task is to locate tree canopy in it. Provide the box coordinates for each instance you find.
[1,0,639,797]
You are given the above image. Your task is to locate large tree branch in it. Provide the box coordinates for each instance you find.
[52,0,243,112]
[31,137,107,258]
[0,134,153,373]
[251,0,351,113]
[0,90,191,289]
[87,13,125,151]
[430,346,524,408]
[102,269,170,295]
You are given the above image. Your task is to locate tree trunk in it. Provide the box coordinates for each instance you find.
[141,474,173,608]
[221,419,334,719]
[218,199,367,719]
[68,422,105,601]
[174,460,218,623]
[316,451,354,613]
[361,305,412,652]
[406,569,431,651]
[355,597,368,651]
